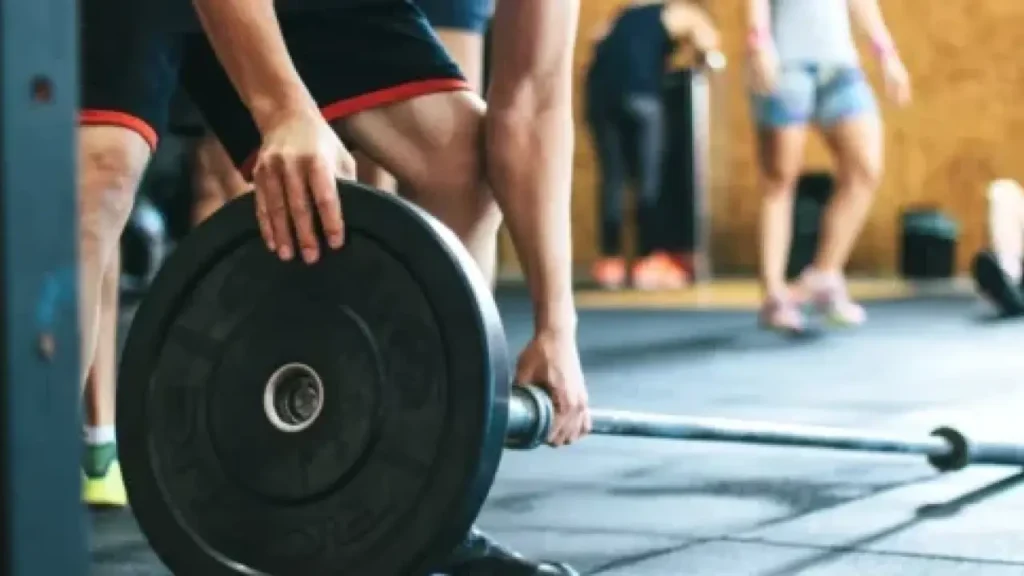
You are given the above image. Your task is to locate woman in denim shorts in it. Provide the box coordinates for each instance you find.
[747,0,911,333]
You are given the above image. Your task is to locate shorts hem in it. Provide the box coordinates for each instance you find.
[319,78,470,123]
[816,108,880,129]
[240,78,470,178]
[80,110,159,151]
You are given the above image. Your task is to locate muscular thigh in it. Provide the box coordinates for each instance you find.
[340,90,485,201]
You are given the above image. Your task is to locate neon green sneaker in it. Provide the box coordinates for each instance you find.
[82,444,128,508]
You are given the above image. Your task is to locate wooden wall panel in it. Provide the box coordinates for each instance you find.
[499,0,1024,277]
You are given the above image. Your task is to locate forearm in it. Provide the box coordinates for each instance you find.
[664,2,720,52]
[486,0,579,332]
[191,0,315,130]
[747,0,771,36]
[487,106,576,331]
[848,0,895,54]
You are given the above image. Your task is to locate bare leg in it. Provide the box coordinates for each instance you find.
[757,125,808,297]
[82,248,126,506]
[814,114,883,274]
[79,126,152,386]
[986,179,1024,282]
[191,133,249,226]
[338,90,501,283]
[79,126,149,507]
[83,247,120,432]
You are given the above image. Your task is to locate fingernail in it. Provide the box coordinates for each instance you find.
[329,234,343,249]
[266,242,276,252]
[278,246,293,261]
[302,248,318,264]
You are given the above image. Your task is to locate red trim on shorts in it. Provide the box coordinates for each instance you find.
[240,78,471,179]
[80,110,159,151]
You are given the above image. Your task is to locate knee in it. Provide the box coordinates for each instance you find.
[837,155,883,193]
[760,165,801,199]
[411,122,501,240]
[79,127,150,235]
[421,151,501,239]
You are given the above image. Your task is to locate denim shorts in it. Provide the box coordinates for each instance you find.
[415,0,493,33]
[751,64,877,127]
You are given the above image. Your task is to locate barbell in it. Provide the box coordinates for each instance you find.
[117,182,1024,576]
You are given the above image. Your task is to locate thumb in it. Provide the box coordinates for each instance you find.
[514,355,541,389]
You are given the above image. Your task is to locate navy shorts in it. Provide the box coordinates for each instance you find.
[415,0,492,33]
[81,0,468,176]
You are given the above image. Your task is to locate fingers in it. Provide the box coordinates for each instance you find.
[544,379,589,447]
[254,144,353,263]
[309,155,344,250]
[253,186,276,253]
[282,158,320,264]
[546,384,573,447]
[253,158,294,261]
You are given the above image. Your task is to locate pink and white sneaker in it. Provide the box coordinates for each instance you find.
[758,295,807,334]
[803,271,866,327]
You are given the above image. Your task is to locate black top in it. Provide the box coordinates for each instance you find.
[587,3,676,104]
[157,0,404,32]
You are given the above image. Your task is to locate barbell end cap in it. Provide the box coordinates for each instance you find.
[928,426,971,472]
[504,384,554,451]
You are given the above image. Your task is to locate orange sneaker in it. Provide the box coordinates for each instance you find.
[632,252,688,290]
[592,257,627,289]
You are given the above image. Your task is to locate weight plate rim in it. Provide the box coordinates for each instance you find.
[118,182,510,575]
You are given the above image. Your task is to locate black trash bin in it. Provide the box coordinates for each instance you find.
[900,208,959,279]
[786,172,834,280]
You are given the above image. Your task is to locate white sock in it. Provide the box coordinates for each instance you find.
[803,268,842,290]
[998,255,1022,284]
[85,425,116,445]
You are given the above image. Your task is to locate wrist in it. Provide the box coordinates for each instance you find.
[871,37,896,60]
[747,27,770,52]
[249,89,319,133]
[533,301,578,336]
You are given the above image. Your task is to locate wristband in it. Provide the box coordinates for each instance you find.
[747,28,769,50]
[871,38,895,59]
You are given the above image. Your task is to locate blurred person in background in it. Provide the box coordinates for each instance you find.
[973,179,1024,316]
[748,0,911,333]
[586,0,721,291]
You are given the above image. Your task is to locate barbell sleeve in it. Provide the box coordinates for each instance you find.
[503,385,1015,473]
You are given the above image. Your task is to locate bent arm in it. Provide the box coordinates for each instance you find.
[847,0,896,56]
[485,0,579,332]
[191,0,317,130]
[746,0,772,48]
[662,1,720,52]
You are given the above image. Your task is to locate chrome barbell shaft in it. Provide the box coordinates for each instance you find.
[504,385,1023,472]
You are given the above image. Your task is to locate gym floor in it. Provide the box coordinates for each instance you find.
[93,284,1024,575]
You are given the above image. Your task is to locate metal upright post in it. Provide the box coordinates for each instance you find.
[0,0,87,573]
